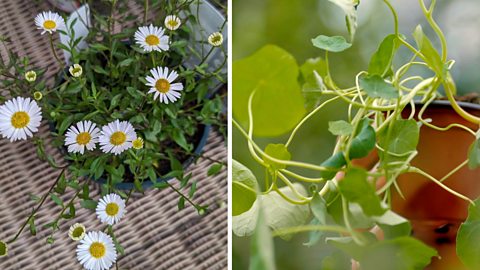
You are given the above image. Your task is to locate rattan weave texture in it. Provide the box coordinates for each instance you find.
[0,1,227,269]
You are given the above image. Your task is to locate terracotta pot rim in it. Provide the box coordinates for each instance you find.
[414,99,480,111]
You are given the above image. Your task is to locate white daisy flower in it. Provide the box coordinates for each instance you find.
[134,24,169,52]
[0,97,42,142]
[99,120,136,155]
[96,193,126,225]
[208,32,224,47]
[69,223,86,241]
[76,231,117,270]
[145,66,183,104]
[25,71,37,82]
[69,64,83,77]
[64,121,100,154]
[164,15,181,30]
[132,137,144,149]
[34,11,65,35]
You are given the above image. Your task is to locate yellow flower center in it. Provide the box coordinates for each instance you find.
[89,242,106,259]
[168,20,178,28]
[11,111,30,129]
[132,138,144,149]
[72,227,84,238]
[76,132,91,145]
[105,203,119,216]
[145,35,160,46]
[110,131,126,146]
[72,67,81,74]
[211,35,221,44]
[43,20,56,30]
[155,79,170,93]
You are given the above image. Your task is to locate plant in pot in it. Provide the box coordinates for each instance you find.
[0,0,226,269]
[232,0,480,269]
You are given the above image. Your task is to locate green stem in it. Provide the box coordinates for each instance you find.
[49,34,63,67]
[271,224,350,237]
[7,168,66,244]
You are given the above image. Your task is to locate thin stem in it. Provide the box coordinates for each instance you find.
[271,224,350,237]
[8,168,66,244]
[49,34,63,67]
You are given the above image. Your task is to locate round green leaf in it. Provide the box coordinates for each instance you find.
[232,160,258,216]
[311,35,352,52]
[359,74,398,99]
[457,198,480,269]
[233,45,305,137]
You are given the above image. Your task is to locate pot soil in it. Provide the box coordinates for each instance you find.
[353,100,480,269]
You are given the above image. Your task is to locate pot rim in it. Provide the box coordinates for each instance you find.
[413,99,480,111]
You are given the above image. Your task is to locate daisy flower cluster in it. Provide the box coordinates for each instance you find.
[69,193,126,270]
[65,120,141,155]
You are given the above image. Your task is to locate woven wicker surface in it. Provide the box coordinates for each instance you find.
[0,1,227,269]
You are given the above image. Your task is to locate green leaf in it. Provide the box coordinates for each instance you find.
[337,167,385,216]
[328,0,359,41]
[232,198,260,237]
[262,184,310,240]
[349,119,376,159]
[233,45,305,137]
[311,35,352,52]
[359,74,398,99]
[326,236,365,260]
[50,193,63,207]
[320,152,346,180]
[178,197,185,210]
[378,119,420,168]
[0,241,7,256]
[373,210,411,239]
[207,163,223,176]
[457,197,480,269]
[118,58,134,67]
[359,237,437,270]
[328,120,353,136]
[249,206,276,270]
[468,138,480,169]
[80,199,97,210]
[368,34,399,77]
[28,215,36,236]
[305,194,328,246]
[413,25,446,79]
[263,144,291,171]
[232,160,258,216]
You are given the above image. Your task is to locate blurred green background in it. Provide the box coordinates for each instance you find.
[232,0,480,269]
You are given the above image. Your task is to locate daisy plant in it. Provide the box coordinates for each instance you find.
[233,0,480,269]
[0,1,226,268]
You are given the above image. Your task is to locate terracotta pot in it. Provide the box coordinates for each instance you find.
[351,100,480,269]
[392,100,480,269]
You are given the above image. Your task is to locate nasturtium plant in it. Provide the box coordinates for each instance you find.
[233,0,480,268]
[233,45,305,137]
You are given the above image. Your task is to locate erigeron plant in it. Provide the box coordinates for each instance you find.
[0,1,226,269]
[233,0,480,269]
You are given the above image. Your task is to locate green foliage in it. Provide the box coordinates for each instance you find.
[337,167,385,216]
[0,241,7,257]
[328,120,353,136]
[468,137,480,169]
[311,35,352,52]
[263,144,291,171]
[249,207,276,270]
[413,25,446,79]
[359,74,398,99]
[457,198,480,269]
[368,34,399,77]
[378,119,420,168]
[233,45,305,137]
[232,160,258,216]
[349,119,376,159]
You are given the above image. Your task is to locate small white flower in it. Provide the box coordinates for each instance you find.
[96,193,126,225]
[0,97,42,142]
[69,223,86,241]
[69,64,83,77]
[99,120,136,155]
[64,121,100,154]
[145,66,183,104]
[76,231,117,270]
[25,71,37,82]
[164,15,181,30]
[34,11,65,35]
[134,24,169,52]
[132,137,144,149]
[208,32,224,47]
